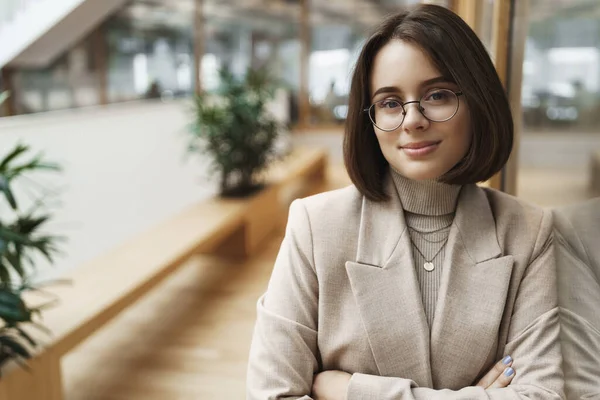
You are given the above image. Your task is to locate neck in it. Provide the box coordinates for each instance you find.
[390,168,462,216]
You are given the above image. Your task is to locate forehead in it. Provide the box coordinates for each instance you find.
[370,39,442,93]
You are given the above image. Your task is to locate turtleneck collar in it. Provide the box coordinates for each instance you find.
[390,167,462,216]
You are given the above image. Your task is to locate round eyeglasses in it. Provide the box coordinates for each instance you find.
[364,89,464,132]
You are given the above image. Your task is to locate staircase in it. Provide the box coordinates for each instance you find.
[0,0,128,69]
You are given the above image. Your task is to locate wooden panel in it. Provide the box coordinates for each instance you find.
[591,151,600,195]
[264,147,327,187]
[489,0,513,191]
[451,0,480,30]
[92,25,108,106]
[194,0,204,94]
[491,0,511,85]
[0,67,15,116]
[0,380,8,400]
[299,0,311,126]
[0,351,62,400]
[245,186,280,256]
[503,0,529,196]
[211,185,279,258]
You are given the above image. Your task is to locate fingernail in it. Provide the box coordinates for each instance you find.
[502,355,512,365]
[504,367,515,377]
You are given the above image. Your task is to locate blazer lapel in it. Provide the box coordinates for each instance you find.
[430,184,514,389]
[345,177,433,387]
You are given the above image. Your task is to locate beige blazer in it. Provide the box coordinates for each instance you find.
[553,199,600,400]
[247,177,564,399]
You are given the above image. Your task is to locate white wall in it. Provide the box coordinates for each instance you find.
[0,100,217,280]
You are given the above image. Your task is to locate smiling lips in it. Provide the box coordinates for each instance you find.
[399,141,441,157]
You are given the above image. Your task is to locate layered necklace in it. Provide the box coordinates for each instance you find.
[408,223,452,272]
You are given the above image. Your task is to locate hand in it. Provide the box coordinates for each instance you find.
[475,355,516,389]
[312,370,352,400]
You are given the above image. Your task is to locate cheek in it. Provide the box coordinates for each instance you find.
[374,129,396,147]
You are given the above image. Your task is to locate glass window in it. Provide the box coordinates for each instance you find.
[12,37,97,114]
[9,0,194,114]
[106,0,194,102]
[203,1,301,125]
[477,0,495,53]
[517,0,600,206]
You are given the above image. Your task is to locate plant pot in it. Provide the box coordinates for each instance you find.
[220,182,266,198]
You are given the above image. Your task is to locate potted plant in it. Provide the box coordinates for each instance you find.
[0,142,63,373]
[188,67,283,197]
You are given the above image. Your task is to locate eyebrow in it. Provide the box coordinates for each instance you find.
[371,76,453,100]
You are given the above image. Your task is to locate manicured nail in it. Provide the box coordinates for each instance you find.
[504,367,515,377]
[502,355,512,365]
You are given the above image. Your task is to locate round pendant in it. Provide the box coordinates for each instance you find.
[424,262,435,272]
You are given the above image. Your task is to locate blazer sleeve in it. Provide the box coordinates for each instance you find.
[246,199,319,400]
[553,209,600,400]
[346,209,565,400]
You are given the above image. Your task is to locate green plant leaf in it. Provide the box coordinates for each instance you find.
[0,261,11,286]
[15,326,37,348]
[0,144,29,171]
[0,180,18,209]
[0,226,34,245]
[4,250,26,279]
[0,291,31,323]
[0,334,32,359]
[0,288,24,307]
[28,322,51,335]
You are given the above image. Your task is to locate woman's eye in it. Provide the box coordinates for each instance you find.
[425,91,449,101]
[379,100,401,109]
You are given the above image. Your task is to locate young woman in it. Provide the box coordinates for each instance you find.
[247,4,564,399]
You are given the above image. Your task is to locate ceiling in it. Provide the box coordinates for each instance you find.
[114,0,418,32]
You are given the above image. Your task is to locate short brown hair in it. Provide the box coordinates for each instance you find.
[344,4,513,202]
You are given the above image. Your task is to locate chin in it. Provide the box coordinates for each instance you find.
[395,167,443,181]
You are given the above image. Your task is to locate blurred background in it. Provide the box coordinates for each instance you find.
[2,0,598,205]
[0,0,598,399]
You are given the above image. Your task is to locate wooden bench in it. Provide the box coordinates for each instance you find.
[590,150,600,195]
[0,147,328,400]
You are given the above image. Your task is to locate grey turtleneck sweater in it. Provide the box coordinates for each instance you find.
[391,169,462,328]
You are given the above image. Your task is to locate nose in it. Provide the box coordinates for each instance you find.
[402,101,429,133]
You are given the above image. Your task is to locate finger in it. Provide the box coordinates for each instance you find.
[475,355,513,388]
[488,367,516,388]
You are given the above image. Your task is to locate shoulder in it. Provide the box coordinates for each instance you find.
[286,185,363,255]
[552,198,600,266]
[291,184,362,224]
[553,198,600,240]
[479,186,552,257]
[482,186,548,226]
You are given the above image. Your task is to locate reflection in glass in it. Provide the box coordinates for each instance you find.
[9,0,194,114]
[106,0,194,102]
[517,0,600,206]
[203,1,301,125]
[13,39,95,114]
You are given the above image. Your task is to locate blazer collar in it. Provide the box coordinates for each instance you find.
[355,177,501,267]
[346,176,514,388]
